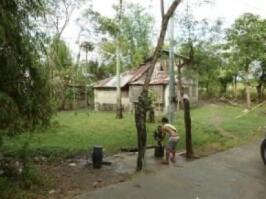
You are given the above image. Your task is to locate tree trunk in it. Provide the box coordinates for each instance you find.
[116,45,123,118]
[177,65,184,109]
[177,65,184,97]
[183,96,193,158]
[234,74,237,99]
[85,50,88,76]
[135,0,181,172]
[135,93,147,171]
[148,107,155,123]
[116,0,123,119]
[244,67,251,109]
[256,83,262,102]
[167,7,176,124]
[256,71,265,102]
[246,81,251,109]
[60,83,67,110]
[206,80,209,97]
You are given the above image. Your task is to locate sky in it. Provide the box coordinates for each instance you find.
[61,0,266,60]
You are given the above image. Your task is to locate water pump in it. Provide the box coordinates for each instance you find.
[153,125,165,158]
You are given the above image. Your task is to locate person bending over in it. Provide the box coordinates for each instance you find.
[161,117,180,164]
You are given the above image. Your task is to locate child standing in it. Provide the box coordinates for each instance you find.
[161,117,180,164]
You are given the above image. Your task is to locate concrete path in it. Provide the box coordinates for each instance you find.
[74,141,266,199]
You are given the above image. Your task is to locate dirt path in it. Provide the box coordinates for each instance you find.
[74,140,266,199]
[38,149,180,199]
[38,155,131,199]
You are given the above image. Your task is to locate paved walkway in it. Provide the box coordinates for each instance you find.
[74,141,266,199]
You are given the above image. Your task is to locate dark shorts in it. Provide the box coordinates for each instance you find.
[166,138,179,151]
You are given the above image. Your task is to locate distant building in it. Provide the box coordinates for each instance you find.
[94,56,198,112]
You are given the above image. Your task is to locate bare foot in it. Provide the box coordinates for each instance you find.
[161,161,169,165]
[170,158,176,163]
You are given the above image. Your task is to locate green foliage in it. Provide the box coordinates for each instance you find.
[2,104,266,158]
[86,8,119,36]
[46,37,75,109]
[217,68,234,94]
[81,60,111,81]
[223,13,266,101]
[0,142,45,199]
[85,2,154,71]
[182,41,224,97]
[80,41,94,56]
[120,3,154,68]
[0,92,23,136]
[49,37,73,70]
[176,13,226,97]
[0,0,54,135]
[226,13,266,76]
[0,177,21,199]
[0,164,44,199]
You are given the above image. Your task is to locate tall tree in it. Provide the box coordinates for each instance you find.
[226,13,266,108]
[47,38,74,110]
[255,60,266,101]
[116,0,123,118]
[167,1,176,124]
[84,2,154,72]
[83,1,154,118]
[80,41,94,66]
[45,0,85,39]
[0,0,53,134]
[49,37,73,70]
[120,3,154,68]
[176,3,224,98]
[135,0,182,171]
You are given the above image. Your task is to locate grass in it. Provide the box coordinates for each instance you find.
[2,103,266,158]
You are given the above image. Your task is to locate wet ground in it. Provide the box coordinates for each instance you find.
[74,140,266,199]
[41,148,184,199]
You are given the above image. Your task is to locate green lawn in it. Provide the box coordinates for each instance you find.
[2,103,266,158]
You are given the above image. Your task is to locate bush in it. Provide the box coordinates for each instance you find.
[0,92,23,136]
[0,142,45,199]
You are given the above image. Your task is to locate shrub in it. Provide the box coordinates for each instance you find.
[0,92,23,136]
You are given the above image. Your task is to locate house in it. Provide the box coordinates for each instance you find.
[94,57,198,112]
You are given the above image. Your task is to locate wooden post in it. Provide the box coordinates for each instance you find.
[183,95,193,158]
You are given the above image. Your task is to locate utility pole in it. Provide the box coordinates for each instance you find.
[116,0,123,118]
[167,1,176,124]
[73,30,83,115]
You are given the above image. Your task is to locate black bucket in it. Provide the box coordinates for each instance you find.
[154,145,164,158]
[91,145,103,169]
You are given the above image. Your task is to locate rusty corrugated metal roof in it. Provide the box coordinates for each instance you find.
[94,57,194,88]
[129,69,169,85]
[93,61,151,88]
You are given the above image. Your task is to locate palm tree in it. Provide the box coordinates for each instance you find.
[80,41,94,65]
[80,41,94,110]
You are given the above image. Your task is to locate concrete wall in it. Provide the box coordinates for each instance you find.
[94,88,131,111]
[94,83,198,112]
[164,83,198,113]
[182,84,198,104]
[129,85,164,103]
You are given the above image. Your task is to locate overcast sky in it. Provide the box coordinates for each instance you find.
[61,0,266,59]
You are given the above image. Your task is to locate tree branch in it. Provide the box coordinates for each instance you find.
[175,43,194,68]
[143,0,182,91]
[57,1,75,39]
[160,0,164,19]
[135,0,182,172]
